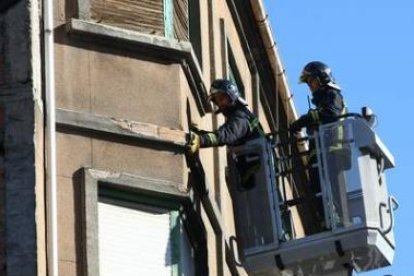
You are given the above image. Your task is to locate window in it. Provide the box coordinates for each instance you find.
[87,0,199,43]
[227,42,245,98]
[220,19,244,94]
[90,0,165,36]
[83,0,202,65]
[81,168,207,276]
[98,195,195,276]
[188,0,202,67]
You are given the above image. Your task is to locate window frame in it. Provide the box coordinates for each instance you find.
[77,0,198,43]
[97,191,189,275]
[219,18,245,98]
[80,168,207,275]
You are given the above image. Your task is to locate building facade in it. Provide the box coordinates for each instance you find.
[0,0,303,275]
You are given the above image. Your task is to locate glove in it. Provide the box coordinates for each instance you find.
[187,131,200,154]
[289,120,303,133]
[290,114,310,133]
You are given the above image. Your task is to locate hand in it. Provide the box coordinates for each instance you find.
[289,120,302,132]
[187,131,200,154]
[290,114,309,133]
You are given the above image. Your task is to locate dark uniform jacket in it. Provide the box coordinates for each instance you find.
[291,87,346,133]
[292,86,350,170]
[199,104,264,148]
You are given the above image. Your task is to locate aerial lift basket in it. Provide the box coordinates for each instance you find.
[227,115,397,276]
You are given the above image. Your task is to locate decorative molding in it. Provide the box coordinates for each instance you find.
[56,108,187,149]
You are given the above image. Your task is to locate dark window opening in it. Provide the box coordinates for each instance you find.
[227,42,245,98]
[188,0,202,67]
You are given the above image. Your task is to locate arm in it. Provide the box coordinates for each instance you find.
[290,91,345,131]
[200,112,250,147]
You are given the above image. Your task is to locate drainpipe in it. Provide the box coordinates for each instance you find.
[44,0,58,274]
[250,0,299,124]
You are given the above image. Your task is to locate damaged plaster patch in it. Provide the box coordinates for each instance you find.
[111,117,158,138]
[110,117,186,145]
[89,169,121,179]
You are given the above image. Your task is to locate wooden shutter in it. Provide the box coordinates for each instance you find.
[173,0,189,40]
[90,0,165,36]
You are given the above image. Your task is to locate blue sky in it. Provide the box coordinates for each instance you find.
[264,1,414,275]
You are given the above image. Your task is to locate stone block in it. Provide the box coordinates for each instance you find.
[89,51,182,128]
[92,139,185,184]
[57,132,92,178]
[58,176,79,263]
[5,213,36,254]
[59,260,78,276]
[6,253,36,276]
[55,43,92,112]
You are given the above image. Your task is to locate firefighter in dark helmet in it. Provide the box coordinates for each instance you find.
[187,79,265,190]
[291,61,345,131]
[187,79,264,154]
[291,61,350,229]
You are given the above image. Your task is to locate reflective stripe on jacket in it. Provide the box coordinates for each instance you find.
[300,88,346,159]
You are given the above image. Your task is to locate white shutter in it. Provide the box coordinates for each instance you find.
[98,201,172,276]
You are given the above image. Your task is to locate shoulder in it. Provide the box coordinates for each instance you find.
[227,106,251,119]
[327,87,342,95]
[324,88,343,101]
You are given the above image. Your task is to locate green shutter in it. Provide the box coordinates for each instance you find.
[164,0,174,38]
[170,210,181,276]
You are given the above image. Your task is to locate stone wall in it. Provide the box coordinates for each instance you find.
[0,0,44,274]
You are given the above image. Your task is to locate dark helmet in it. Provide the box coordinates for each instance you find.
[207,79,247,106]
[299,61,341,90]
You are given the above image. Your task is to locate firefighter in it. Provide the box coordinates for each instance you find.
[290,61,345,131]
[187,79,264,154]
[290,61,350,229]
[187,79,265,190]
